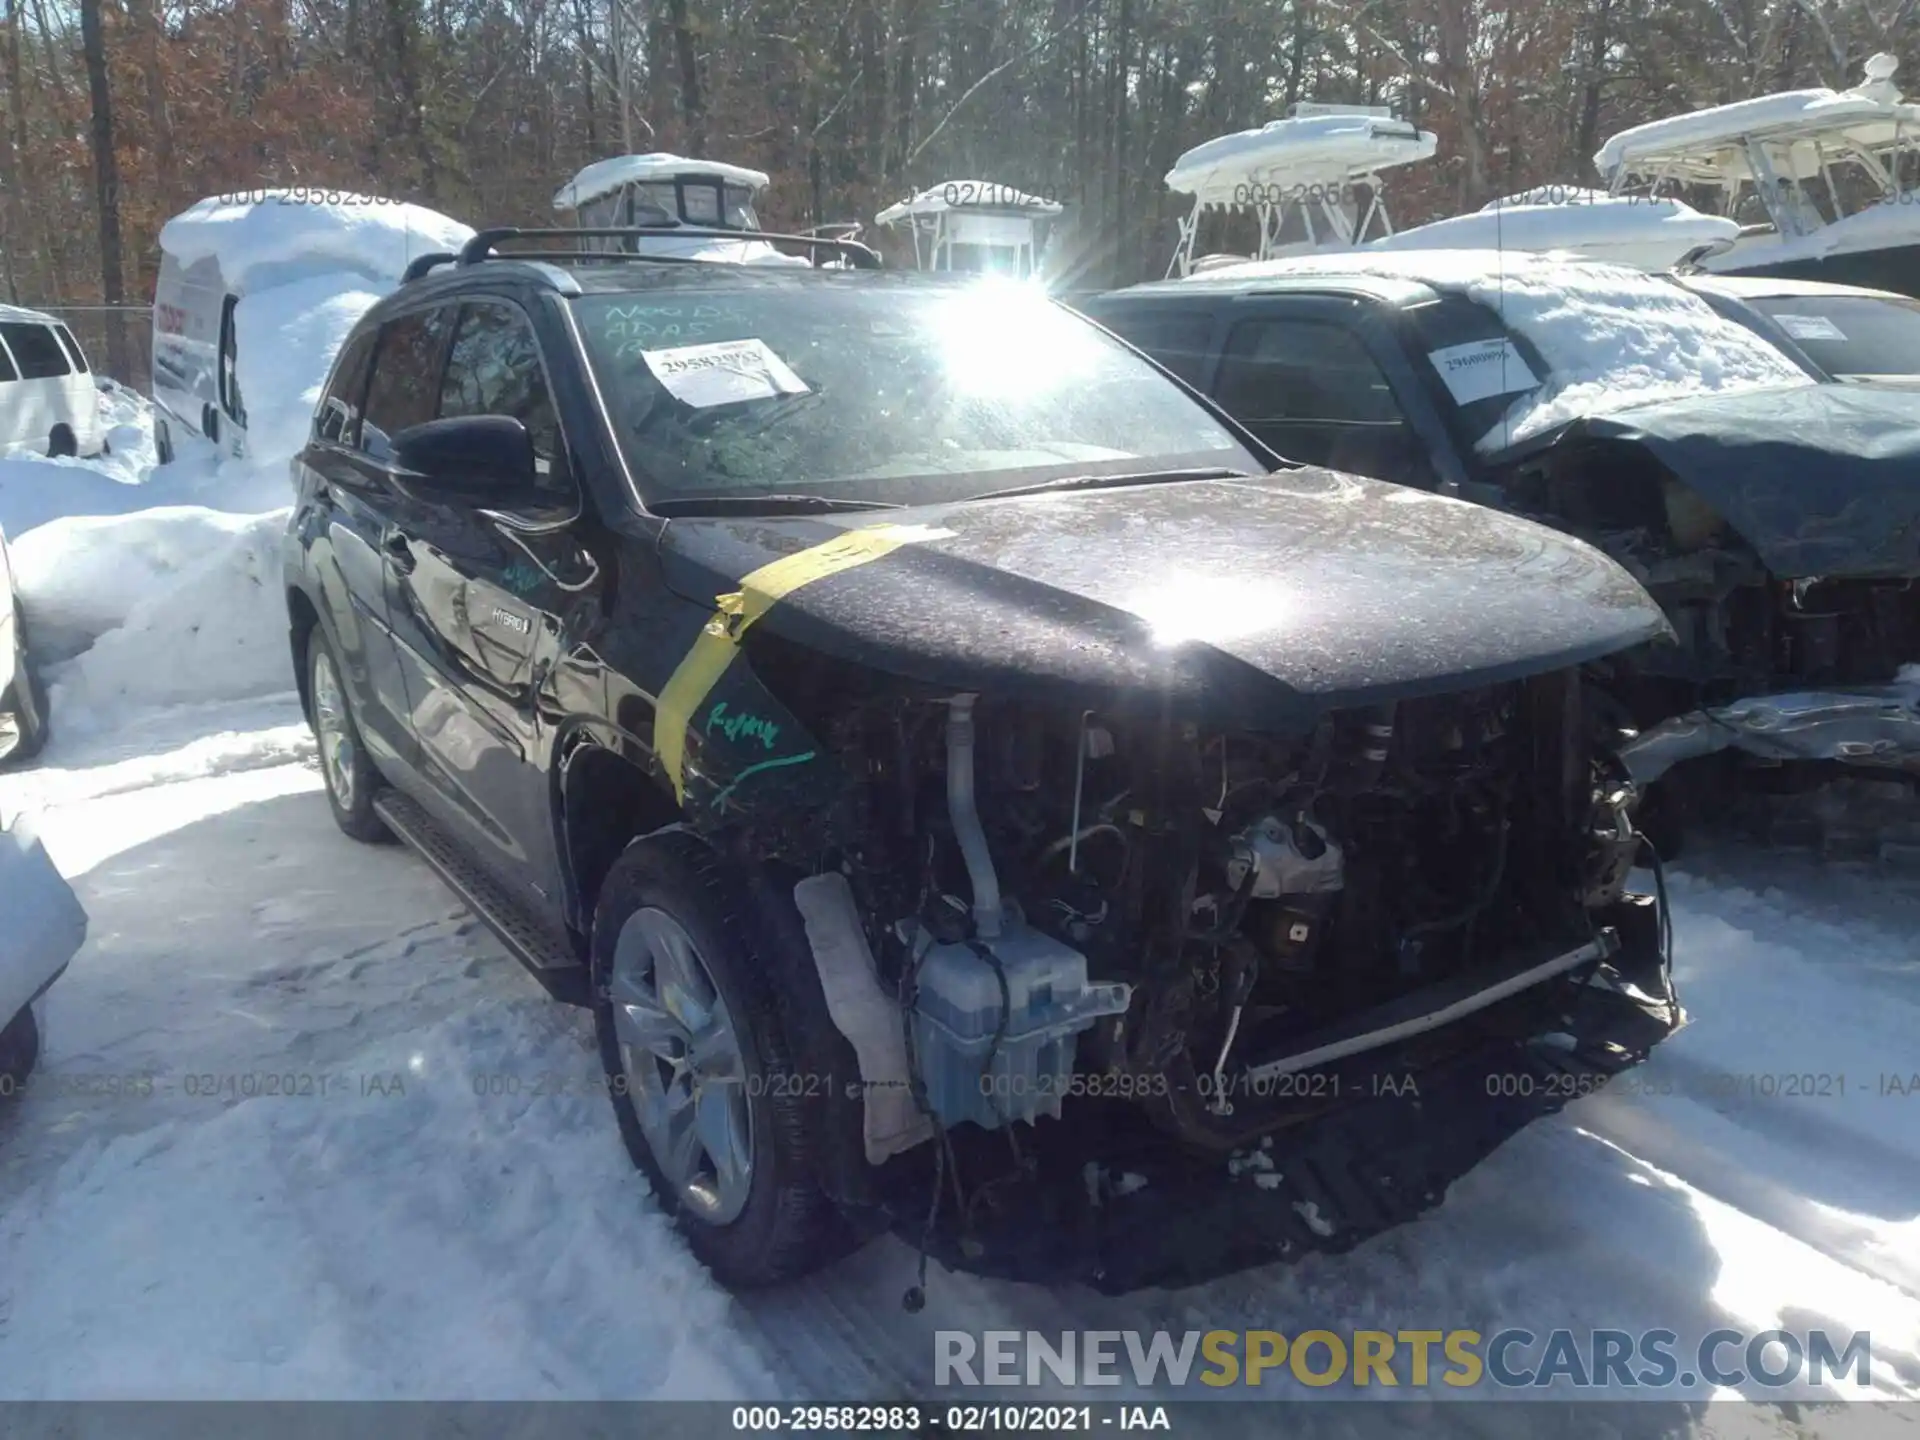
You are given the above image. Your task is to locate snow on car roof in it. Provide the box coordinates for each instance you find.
[874,181,1063,226]
[1194,248,1814,450]
[1369,193,1739,272]
[1165,111,1437,207]
[1596,55,1918,182]
[554,153,771,210]
[158,191,475,293]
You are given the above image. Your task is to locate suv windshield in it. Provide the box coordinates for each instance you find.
[574,281,1262,507]
[1748,293,1920,381]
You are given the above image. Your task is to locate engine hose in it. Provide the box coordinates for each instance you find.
[965,938,1014,1127]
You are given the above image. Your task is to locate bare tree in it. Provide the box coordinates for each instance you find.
[79,0,128,375]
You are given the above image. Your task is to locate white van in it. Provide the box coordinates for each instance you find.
[0,305,106,458]
[150,247,246,464]
[150,192,475,465]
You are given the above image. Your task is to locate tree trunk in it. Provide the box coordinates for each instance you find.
[667,0,704,154]
[125,0,176,201]
[386,0,438,196]
[1573,0,1613,184]
[79,0,129,375]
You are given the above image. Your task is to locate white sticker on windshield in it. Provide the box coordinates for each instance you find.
[1775,313,1847,342]
[1426,339,1540,406]
[641,338,811,409]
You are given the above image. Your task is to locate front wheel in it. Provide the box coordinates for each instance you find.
[307,629,390,843]
[592,832,856,1288]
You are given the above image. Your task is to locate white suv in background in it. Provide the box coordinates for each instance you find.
[0,305,106,458]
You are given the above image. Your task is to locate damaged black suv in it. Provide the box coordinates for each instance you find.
[284,228,1681,1296]
[1081,251,1920,852]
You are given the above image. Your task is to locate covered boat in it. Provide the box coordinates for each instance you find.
[873,181,1062,277]
[1163,102,1437,277]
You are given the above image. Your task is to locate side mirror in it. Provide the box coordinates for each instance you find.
[389,416,540,506]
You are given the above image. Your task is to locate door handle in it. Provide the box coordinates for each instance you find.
[383,533,416,573]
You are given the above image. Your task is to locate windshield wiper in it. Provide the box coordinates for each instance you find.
[648,493,905,517]
[967,466,1251,504]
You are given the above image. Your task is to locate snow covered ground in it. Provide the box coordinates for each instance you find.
[2,331,1918,1430]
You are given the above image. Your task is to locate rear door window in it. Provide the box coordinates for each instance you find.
[360,307,457,459]
[1210,314,1438,480]
[52,324,89,373]
[314,330,378,446]
[1215,317,1402,424]
[0,322,72,379]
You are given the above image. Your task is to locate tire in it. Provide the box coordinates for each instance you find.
[47,425,75,459]
[154,418,174,466]
[0,1005,39,1091]
[592,831,858,1289]
[306,628,391,843]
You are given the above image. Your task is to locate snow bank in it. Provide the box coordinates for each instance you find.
[0,385,165,536]
[233,274,387,465]
[10,507,292,723]
[159,191,473,295]
[1197,248,1814,448]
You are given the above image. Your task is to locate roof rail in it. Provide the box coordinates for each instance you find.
[458,226,884,270]
[401,251,458,283]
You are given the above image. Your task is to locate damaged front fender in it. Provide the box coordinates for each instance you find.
[1615,686,1920,786]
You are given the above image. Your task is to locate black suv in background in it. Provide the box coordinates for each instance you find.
[284,229,1679,1296]
[1080,252,1920,842]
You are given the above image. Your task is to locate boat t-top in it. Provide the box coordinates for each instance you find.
[1595,53,1920,294]
[1162,102,1437,277]
[553,153,809,264]
[873,181,1063,277]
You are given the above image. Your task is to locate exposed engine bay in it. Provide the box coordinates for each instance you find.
[756,651,1679,1289]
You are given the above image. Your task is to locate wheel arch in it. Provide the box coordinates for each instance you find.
[553,720,686,933]
[286,585,322,723]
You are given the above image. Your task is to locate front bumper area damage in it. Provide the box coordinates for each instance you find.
[890,946,1680,1294]
[1615,685,1920,786]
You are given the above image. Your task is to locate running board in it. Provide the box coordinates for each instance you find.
[372,790,590,1006]
[1241,935,1614,1083]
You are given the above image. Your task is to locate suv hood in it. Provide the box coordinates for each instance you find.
[1534,387,1920,579]
[656,469,1670,727]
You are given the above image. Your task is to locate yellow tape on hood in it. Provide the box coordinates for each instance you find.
[653,522,951,805]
